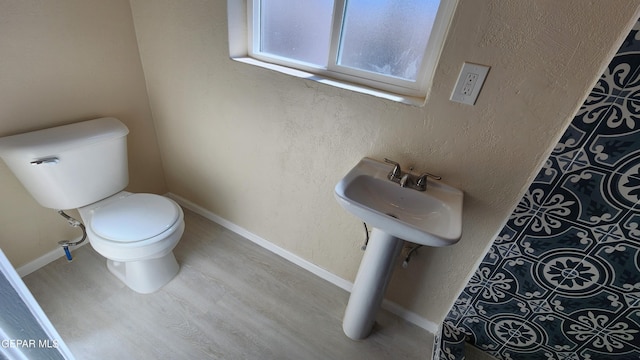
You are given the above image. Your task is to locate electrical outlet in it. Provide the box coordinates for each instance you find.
[461,73,479,96]
[451,63,490,105]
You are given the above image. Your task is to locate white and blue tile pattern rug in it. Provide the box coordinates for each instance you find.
[439,20,640,360]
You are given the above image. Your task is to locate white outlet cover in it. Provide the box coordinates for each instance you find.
[450,62,490,105]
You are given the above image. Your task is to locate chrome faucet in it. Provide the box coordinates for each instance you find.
[399,173,411,187]
[384,158,402,180]
[417,172,442,188]
[384,158,440,191]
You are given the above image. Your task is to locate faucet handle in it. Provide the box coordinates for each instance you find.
[416,172,441,188]
[384,158,402,179]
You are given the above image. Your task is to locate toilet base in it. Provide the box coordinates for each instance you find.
[107,252,179,294]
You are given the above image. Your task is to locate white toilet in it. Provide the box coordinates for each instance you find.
[0,117,184,293]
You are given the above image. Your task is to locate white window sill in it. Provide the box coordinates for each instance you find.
[231,57,426,107]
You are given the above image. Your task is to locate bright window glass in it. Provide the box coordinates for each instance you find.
[337,0,440,81]
[259,0,335,67]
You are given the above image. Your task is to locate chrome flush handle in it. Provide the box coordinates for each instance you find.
[30,157,59,165]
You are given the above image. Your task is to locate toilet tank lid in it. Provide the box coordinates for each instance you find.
[91,194,180,242]
[0,117,129,157]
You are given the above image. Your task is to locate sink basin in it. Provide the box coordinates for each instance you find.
[335,157,463,246]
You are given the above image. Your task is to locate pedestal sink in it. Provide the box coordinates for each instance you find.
[335,157,463,340]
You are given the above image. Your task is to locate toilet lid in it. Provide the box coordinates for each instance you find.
[91,194,180,242]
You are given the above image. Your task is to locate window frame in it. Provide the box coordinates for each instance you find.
[232,0,458,104]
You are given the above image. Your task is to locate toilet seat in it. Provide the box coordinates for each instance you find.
[91,193,180,243]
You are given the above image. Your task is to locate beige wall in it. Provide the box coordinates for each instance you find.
[0,0,166,268]
[130,0,640,324]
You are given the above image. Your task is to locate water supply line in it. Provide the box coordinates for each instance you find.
[361,222,370,250]
[57,210,87,262]
[402,244,422,268]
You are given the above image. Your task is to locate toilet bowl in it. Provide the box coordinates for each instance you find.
[0,117,186,293]
[79,191,185,293]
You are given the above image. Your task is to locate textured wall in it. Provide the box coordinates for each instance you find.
[440,20,640,360]
[0,0,166,268]
[129,0,640,325]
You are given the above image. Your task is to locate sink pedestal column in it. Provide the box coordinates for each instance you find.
[343,228,404,340]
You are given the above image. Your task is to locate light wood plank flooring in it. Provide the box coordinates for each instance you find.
[23,209,433,359]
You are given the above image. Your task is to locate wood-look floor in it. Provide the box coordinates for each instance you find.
[23,209,432,360]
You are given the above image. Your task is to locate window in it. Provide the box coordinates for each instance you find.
[229,0,457,103]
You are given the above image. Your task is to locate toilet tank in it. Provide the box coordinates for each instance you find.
[0,117,130,210]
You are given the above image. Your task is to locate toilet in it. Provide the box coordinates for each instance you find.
[0,117,184,293]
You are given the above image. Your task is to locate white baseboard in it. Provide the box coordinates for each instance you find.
[17,240,87,278]
[167,192,439,334]
[381,299,439,334]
